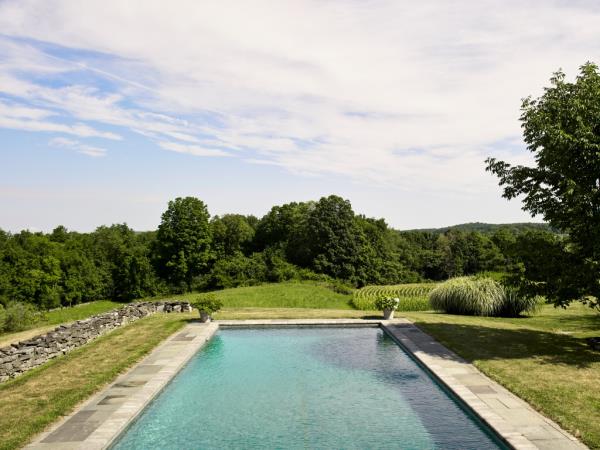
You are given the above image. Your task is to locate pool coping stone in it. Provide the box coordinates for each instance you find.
[23,318,587,450]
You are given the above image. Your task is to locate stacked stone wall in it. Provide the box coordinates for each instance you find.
[0,301,191,382]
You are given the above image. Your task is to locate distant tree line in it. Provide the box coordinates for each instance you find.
[0,195,556,310]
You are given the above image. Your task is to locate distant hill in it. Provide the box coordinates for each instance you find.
[402,222,555,234]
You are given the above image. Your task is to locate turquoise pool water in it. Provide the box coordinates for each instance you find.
[113,327,505,449]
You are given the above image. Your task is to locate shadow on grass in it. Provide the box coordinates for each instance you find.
[412,321,600,369]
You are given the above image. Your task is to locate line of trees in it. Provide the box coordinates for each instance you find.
[0,194,556,310]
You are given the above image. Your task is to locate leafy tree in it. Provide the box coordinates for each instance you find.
[253,201,314,265]
[211,214,255,258]
[205,253,268,289]
[486,62,600,307]
[306,195,371,284]
[154,197,212,292]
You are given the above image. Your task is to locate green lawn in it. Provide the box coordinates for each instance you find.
[403,303,600,449]
[41,300,123,325]
[1,283,598,449]
[176,281,354,309]
[0,300,123,347]
[0,312,192,450]
[213,307,375,320]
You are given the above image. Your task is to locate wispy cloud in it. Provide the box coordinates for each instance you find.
[49,136,107,157]
[0,0,599,193]
[158,141,231,157]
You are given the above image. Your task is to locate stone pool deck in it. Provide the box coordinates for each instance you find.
[24,318,586,450]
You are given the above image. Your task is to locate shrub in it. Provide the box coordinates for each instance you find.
[0,302,41,333]
[429,277,505,316]
[374,296,400,311]
[205,253,268,289]
[191,293,223,314]
[429,277,540,317]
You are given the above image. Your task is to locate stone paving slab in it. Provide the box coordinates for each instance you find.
[382,322,587,450]
[24,321,217,450]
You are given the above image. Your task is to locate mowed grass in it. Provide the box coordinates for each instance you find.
[213,307,377,320]
[177,281,354,309]
[402,303,600,449]
[2,282,599,448]
[0,312,192,450]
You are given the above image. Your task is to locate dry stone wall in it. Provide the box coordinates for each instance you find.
[0,301,192,383]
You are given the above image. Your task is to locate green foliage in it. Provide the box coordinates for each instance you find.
[154,197,212,292]
[429,277,505,316]
[497,287,542,318]
[352,284,436,311]
[486,62,600,308]
[305,196,370,284]
[429,277,539,317]
[324,279,355,296]
[253,201,314,265]
[92,225,161,301]
[0,302,41,333]
[409,222,553,235]
[374,296,400,311]
[0,193,561,312]
[210,214,255,258]
[0,225,159,309]
[191,293,223,314]
[396,229,506,281]
[204,253,268,289]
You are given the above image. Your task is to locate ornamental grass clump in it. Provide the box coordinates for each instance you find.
[497,287,542,318]
[429,277,540,317]
[429,277,505,316]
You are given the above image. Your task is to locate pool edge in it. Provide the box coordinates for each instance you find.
[23,318,587,450]
[24,321,219,450]
[380,322,587,450]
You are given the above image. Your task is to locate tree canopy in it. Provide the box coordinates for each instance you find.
[154,197,212,292]
[0,195,554,309]
[487,62,600,308]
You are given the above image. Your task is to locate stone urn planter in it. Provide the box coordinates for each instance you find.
[383,308,395,320]
[191,293,223,324]
[375,297,399,320]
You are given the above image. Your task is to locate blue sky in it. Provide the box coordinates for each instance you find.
[1,0,599,232]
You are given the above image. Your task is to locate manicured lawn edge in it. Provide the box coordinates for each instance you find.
[402,309,600,449]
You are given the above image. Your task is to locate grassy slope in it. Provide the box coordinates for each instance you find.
[0,312,192,450]
[41,300,123,325]
[0,300,122,347]
[177,281,354,309]
[403,303,600,449]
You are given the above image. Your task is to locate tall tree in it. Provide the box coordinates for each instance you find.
[154,197,212,292]
[306,195,370,284]
[486,62,600,308]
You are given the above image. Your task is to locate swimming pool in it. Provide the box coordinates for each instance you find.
[112,327,506,449]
